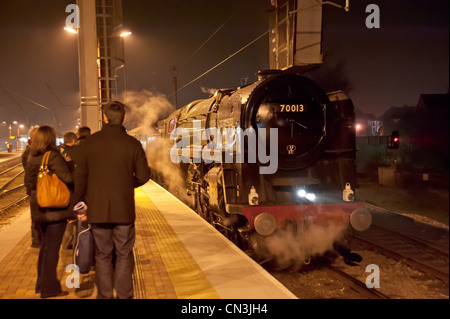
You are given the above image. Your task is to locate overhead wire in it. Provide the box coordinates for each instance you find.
[171,0,346,98]
[184,0,247,63]
[173,29,270,96]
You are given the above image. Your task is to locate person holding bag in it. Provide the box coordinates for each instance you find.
[73,101,150,299]
[24,125,74,298]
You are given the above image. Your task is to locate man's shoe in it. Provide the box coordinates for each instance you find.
[41,291,69,298]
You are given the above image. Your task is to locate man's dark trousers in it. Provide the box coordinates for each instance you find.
[91,223,135,299]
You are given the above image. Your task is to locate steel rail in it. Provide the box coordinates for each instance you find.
[0,195,29,214]
[322,264,390,299]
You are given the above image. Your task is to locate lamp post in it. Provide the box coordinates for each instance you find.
[10,121,22,151]
[12,122,18,151]
[17,124,24,151]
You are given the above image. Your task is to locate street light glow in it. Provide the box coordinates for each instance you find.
[120,31,132,37]
[64,26,77,34]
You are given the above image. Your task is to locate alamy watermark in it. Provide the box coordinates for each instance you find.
[65,264,80,289]
[366,4,380,29]
[65,4,80,29]
[365,264,380,288]
[169,121,279,174]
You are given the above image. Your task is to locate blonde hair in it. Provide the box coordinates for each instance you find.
[28,125,39,142]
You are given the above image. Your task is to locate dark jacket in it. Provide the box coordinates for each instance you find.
[25,148,74,224]
[21,145,31,169]
[69,138,86,167]
[72,124,150,224]
[59,144,76,173]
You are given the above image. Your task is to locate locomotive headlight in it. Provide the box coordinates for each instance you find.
[350,208,372,232]
[254,212,277,236]
[297,189,306,197]
[296,189,316,201]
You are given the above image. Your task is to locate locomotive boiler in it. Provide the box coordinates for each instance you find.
[148,69,371,267]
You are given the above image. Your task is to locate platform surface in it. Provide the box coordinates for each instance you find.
[0,180,296,299]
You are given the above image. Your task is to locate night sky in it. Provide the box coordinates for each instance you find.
[0,0,448,138]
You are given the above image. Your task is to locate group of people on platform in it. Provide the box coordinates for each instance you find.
[22,101,150,298]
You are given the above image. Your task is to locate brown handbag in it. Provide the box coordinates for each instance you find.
[36,151,70,208]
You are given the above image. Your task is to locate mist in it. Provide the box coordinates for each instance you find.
[263,221,348,269]
[122,89,174,135]
[122,89,191,204]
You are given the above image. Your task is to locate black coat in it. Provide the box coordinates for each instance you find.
[21,145,31,169]
[72,124,150,224]
[25,148,74,224]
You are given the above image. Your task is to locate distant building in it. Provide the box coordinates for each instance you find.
[355,109,382,136]
[356,93,449,177]
[417,94,449,115]
[379,105,416,136]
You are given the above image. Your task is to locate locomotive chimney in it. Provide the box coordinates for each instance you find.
[257,69,282,81]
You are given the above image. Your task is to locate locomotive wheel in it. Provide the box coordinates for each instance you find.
[212,212,240,247]
[212,196,242,247]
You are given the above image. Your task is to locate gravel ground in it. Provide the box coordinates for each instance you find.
[356,177,449,226]
[271,245,449,299]
[271,178,449,299]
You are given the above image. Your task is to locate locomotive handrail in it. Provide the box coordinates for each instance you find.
[324,148,354,153]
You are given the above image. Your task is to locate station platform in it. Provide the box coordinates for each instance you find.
[0,152,22,171]
[0,180,297,299]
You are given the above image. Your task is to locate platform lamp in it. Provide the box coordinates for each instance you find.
[17,124,24,151]
[11,122,18,151]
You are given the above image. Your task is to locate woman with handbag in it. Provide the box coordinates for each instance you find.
[24,125,74,298]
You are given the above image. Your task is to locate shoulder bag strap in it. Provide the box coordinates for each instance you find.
[40,151,51,171]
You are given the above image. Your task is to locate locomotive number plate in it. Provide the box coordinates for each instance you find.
[279,104,307,112]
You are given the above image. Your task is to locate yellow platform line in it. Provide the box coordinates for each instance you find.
[135,188,219,299]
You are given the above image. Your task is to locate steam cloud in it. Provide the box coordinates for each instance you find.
[147,138,191,204]
[122,89,190,204]
[263,221,348,269]
[122,89,174,135]
[200,86,217,96]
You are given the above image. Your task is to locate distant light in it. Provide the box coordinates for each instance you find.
[64,27,77,34]
[356,124,362,131]
[393,137,399,142]
[120,31,132,37]
[12,121,17,124]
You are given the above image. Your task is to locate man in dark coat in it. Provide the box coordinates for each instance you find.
[69,126,91,167]
[72,101,150,299]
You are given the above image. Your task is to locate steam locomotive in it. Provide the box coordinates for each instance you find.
[146,69,371,267]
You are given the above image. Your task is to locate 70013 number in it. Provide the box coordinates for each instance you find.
[280,104,305,112]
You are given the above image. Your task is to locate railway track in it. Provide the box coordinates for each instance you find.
[271,203,449,299]
[0,164,28,215]
[353,203,449,283]
[270,257,393,299]
[321,263,390,299]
